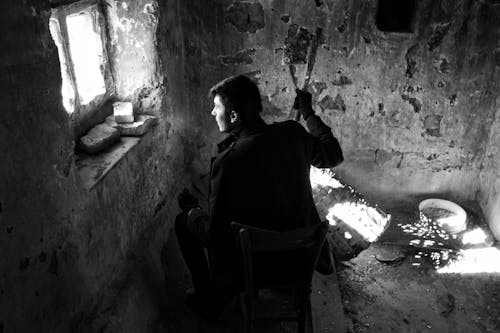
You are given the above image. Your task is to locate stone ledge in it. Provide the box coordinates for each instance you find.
[75,115,160,190]
[76,137,141,190]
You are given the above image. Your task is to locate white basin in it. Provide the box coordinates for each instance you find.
[418,198,467,234]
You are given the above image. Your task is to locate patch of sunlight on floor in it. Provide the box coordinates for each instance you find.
[437,246,500,274]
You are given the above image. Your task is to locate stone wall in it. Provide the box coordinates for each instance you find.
[0,0,229,331]
[204,0,500,216]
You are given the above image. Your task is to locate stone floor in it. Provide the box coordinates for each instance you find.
[338,204,500,333]
[157,200,500,333]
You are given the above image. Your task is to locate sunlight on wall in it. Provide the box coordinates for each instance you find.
[310,167,344,189]
[437,247,500,274]
[326,202,391,242]
[66,11,106,105]
[310,167,391,243]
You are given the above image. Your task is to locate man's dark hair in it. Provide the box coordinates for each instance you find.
[209,75,262,121]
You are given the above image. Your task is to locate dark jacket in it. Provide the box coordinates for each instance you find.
[208,114,343,251]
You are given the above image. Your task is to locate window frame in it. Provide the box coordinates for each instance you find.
[50,0,115,137]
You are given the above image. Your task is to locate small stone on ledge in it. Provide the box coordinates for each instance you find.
[113,101,134,123]
[105,115,158,136]
[79,123,120,154]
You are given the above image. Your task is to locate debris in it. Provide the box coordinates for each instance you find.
[339,261,356,269]
[375,246,407,266]
[441,293,455,317]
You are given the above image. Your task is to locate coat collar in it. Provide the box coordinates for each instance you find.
[216,121,268,154]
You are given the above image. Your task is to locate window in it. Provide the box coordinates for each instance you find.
[50,0,114,131]
[376,0,416,33]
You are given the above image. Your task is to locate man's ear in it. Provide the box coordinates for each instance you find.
[230,110,238,124]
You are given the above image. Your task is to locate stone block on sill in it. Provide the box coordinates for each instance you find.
[79,123,120,154]
[113,101,134,123]
[105,115,158,136]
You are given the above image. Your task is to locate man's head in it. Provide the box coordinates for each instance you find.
[209,75,262,132]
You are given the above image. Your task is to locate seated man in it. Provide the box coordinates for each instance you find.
[175,75,343,321]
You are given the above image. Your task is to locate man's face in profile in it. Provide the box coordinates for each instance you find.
[211,95,231,132]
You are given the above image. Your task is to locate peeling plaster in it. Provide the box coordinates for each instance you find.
[405,44,419,78]
[319,94,346,113]
[401,94,422,113]
[218,48,256,65]
[225,1,265,33]
[424,115,443,137]
[428,22,451,51]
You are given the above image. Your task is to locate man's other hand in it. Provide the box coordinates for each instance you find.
[293,89,314,119]
[178,188,199,212]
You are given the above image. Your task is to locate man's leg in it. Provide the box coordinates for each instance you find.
[174,213,211,295]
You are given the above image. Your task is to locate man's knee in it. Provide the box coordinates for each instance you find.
[175,213,189,238]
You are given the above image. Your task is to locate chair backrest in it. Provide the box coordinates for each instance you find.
[231,221,329,290]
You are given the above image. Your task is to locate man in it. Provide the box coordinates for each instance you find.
[175,74,343,320]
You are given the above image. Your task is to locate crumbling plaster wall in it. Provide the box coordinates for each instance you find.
[476,3,500,240]
[105,0,163,113]
[0,0,227,331]
[211,0,500,212]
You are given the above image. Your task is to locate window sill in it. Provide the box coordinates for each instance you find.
[76,136,141,190]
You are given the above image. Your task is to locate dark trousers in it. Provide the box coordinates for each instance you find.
[175,212,243,308]
[174,212,212,294]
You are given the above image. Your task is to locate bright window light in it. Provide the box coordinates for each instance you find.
[49,19,75,114]
[66,11,106,105]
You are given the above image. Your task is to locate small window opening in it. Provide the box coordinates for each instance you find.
[376,0,416,33]
[66,12,106,105]
[50,0,113,118]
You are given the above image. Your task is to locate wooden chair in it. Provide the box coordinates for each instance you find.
[231,221,329,333]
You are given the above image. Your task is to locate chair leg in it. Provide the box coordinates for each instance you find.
[306,298,313,333]
[241,292,254,333]
[297,289,312,333]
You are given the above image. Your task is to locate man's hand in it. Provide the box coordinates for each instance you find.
[177,188,199,213]
[293,89,314,120]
